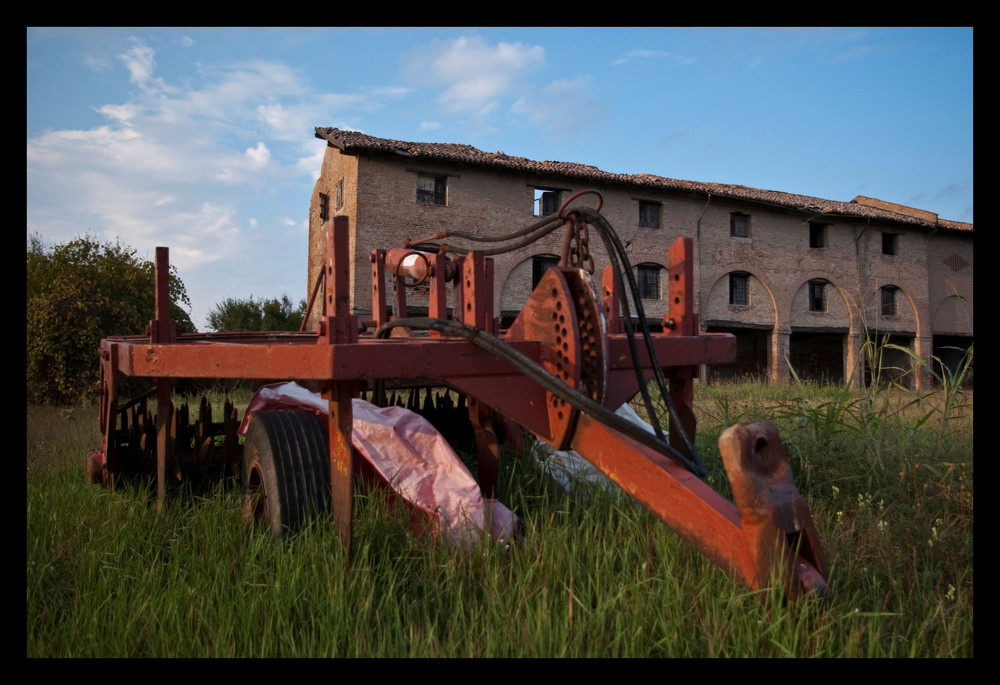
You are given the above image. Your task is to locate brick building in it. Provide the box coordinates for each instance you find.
[308,127,973,388]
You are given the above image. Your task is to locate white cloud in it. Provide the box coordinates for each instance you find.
[26,41,342,328]
[27,43,363,238]
[116,38,176,95]
[295,142,327,181]
[245,142,271,168]
[26,125,177,176]
[611,49,696,68]
[511,75,611,141]
[369,85,411,98]
[118,39,156,86]
[402,35,544,116]
[83,54,112,71]
[257,103,302,140]
[30,31,543,329]
[97,102,138,124]
[214,142,274,182]
[256,92,376,143]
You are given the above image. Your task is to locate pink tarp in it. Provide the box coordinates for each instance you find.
[239,382,518,545]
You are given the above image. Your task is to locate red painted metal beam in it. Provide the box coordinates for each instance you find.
[320,216,357,552]
[568,412,754,586]
[101,333,733,382]
[154,247,173,512]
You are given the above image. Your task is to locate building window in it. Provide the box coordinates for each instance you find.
[417,174,447,205]
[637,264,661,299]
[809,222,826,248]
[534,188,560,216]
[882,232,898,256]
[808,280,826,312]
[880,286,897,316]
[319,192,329,222]
[335,178,344,210]
[531,255,560,289]
[639,201,660,229]
[730,212,750,238]
[729,272,749,306]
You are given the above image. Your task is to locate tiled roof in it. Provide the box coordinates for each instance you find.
[316,127,972,232]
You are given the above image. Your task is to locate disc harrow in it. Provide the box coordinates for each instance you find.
[88,392,241,489]
[87,190,828,599]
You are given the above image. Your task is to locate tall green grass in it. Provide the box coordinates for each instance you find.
[27,377,972,657]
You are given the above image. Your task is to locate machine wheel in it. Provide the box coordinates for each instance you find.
[242,410,331,538]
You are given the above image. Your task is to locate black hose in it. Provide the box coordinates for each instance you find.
[389,192,706,476]
[406,214,566,255]
[375,317,708,477]
[551,206,703,474]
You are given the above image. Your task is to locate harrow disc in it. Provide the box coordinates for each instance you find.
[100,392,242,489]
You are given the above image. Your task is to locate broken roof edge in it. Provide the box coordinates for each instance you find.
[315,127,972,232]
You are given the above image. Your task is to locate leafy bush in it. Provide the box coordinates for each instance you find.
[206,294,305,332]
[26,233,193,405]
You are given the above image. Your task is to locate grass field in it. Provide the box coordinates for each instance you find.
[27,376,972,657]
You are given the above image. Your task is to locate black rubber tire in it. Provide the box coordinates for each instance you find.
[242,410,331,538]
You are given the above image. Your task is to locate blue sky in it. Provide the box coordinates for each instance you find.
[26,27,973,331]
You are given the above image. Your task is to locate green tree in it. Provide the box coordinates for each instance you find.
[27,233,193,405]
[207,294,305,332]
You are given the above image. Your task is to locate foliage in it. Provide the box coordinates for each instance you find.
[206,294,306,332]
[26,233,193,405]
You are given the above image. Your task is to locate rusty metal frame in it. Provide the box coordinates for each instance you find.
[93,212,828,597]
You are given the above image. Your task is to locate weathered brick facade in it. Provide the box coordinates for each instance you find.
[308,128,973,389]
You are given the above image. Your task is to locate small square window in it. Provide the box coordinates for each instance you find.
[335,178,344,210]
[637,264,661,299]
[534,188,560,216]
[729,273,749,306]
[531,255,560,289]
[808,281,826,312]
[880,286,897,316]
[730,212,750,238]
[639,201,660,229]
[417,174,447,205]
[319,192,329,222]
[882,232,898,255]
[809,222,826,248]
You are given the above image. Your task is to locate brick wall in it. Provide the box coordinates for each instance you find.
[307,144,973,387]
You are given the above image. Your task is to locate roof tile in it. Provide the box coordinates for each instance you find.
[316,127,971,232]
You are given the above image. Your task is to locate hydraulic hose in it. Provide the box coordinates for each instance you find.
[391,190,706,476]
[375,317,708,478]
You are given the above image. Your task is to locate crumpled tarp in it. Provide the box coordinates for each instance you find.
[535,403,659,493]
[239,382,518,545]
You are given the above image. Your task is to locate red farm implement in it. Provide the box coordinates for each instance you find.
[87,190,828,598]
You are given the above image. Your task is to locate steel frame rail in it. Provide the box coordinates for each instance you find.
[94,213,828,597]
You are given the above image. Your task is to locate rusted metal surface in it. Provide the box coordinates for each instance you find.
[154,247,174,512]
[319,216,357,551]
[719,420,829,597]
[383,248,458,287]
[468,397,500,498]
[99,333,733,383]
[89,192,828,598]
